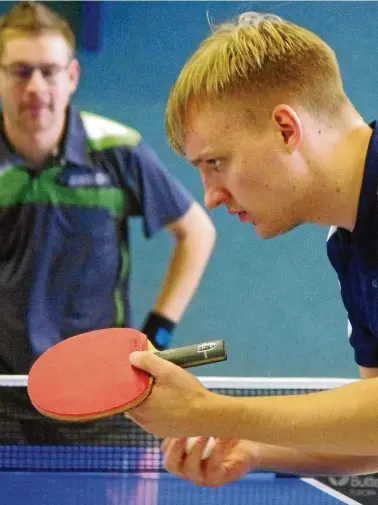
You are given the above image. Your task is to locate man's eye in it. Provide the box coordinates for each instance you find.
[13,66,32,79]
[41,67,55,78]
[207,159,221,170]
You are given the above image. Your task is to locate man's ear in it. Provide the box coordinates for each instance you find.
[272,104,302,152]
[68,58,80,95]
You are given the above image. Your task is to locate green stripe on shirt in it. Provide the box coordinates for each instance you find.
[0,165,124,216]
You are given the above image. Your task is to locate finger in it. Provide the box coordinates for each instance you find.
[205,438,232,475]
[161,437,183,454]
[163,438,188,479]
[129,350,175,376]
[205,440,253,487]
[181,437,212,485]
[219,458,253,486]
[161,438,173,453]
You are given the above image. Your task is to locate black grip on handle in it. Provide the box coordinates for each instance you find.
[154,340,227,368]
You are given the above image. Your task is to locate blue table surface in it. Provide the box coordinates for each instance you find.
[0,471,368,505]
[0,445,375,505]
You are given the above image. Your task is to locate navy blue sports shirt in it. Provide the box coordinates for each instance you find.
[0,107,193,373]
[327,121,378,368]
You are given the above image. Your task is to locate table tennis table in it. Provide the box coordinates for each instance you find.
[0,464,375,505]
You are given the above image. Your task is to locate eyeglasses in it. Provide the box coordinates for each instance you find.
[0,63,70,84]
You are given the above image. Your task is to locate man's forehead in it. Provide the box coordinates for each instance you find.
[2,34,71,63]
[184,120,230,163]
[185,97,218,123]
[183,98,245,154]
[185,97,247,129]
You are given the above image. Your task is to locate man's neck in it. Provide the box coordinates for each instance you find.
[306,113,372,232]
[3,116,66,168]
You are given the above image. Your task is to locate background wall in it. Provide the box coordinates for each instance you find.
[2,1,377,379]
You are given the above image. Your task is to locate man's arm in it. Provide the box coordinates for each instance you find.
[125,141,215,343]
[359,365,378,378]
[128,353,378,456]
[248,366,378,475]
[158,372,378,486]
[161,438,378,487]
[210,374,378,455]
[257,444,378,476]
[150,201,215,321]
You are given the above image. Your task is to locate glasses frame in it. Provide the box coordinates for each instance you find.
[0,62,72,84]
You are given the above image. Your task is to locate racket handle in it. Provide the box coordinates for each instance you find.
[154,340,227,368]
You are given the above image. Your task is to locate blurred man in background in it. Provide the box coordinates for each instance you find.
[0,1,215,443]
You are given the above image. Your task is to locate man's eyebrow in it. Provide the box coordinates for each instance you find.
[2,60,62,66]
[188,149,215,167]
[188,156,203,167]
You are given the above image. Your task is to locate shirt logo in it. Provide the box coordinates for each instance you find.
[64,172,111,187]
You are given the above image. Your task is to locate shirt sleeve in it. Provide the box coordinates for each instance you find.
[348,313,378,367]
[326,226,378,367]
[120,140,194,238]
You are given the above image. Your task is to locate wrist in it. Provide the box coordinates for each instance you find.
[190,390,220,434]
[141,311,176,350]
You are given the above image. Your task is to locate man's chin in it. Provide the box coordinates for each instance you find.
[254,226,280,239]
[254,221,300,239]
[21,119,51,135]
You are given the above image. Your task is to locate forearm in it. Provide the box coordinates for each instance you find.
[258,444,378,476]
[153,218,215,321]
[200,378,378,455]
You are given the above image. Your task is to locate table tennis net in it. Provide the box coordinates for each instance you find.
[0,375,354,473]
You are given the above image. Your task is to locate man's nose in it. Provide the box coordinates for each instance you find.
[25,69,48,93]
[204,185,229,210]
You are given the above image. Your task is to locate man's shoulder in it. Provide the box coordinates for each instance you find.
[79,111,142,152]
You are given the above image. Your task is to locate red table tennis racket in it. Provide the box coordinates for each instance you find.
[27,328,226,422]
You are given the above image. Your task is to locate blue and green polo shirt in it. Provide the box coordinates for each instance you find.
[0,107,193,373]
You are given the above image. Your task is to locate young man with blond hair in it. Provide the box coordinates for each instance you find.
[129,12,378,483]
[0,1,215,442]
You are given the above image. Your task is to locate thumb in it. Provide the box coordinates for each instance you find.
[130,350,173,376]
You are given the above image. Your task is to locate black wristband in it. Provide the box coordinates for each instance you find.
[141,311,176,350]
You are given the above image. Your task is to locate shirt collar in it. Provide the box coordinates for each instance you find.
[63,106,93,168]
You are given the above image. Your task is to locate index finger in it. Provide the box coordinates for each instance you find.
[163,438,188,478]
[161,438,174,453]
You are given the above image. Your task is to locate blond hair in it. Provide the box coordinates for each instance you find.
[166,12,347,154]
[0,1,76,59]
